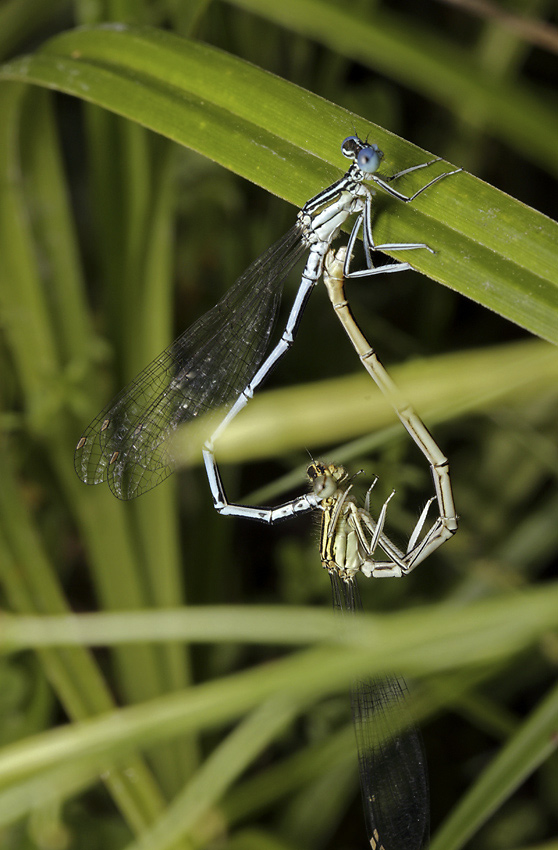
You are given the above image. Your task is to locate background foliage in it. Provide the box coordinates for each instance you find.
[0,1,557,849]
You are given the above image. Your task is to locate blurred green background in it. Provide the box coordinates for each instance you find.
[1,1,558,849]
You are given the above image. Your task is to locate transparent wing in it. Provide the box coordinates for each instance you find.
[330,573,429,850]
[75,225,306,499]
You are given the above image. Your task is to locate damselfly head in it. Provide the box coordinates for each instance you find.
[341,136,384,174]
[307,461,348,500]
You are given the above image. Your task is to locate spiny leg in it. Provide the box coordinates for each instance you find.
[372,160,462,202]
[346,159,461,276]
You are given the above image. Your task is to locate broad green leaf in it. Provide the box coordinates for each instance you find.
[226,0,558,174]
[0,25,556,343]
[175,339,558,466]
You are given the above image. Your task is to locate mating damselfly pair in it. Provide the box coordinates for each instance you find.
[75,135,459,850]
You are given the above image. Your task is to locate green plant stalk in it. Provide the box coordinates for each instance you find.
[0,77,198,801]
[82,90,196,795]
[431,678,558,850]
[123,697,303,850]
[0,453,171,835]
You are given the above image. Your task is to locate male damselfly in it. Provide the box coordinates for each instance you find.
[75,136,460,506]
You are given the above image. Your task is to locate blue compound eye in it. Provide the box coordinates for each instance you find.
[357,144,383,173]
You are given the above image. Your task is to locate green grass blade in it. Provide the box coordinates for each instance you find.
[0,26,556,341]
[0,452,169,834]
[225,0,558,174]
[0,585,557,787]
[179,339,558,467]
[0,59,198,808]
[431,680,558,850]
[123,698,301,850]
